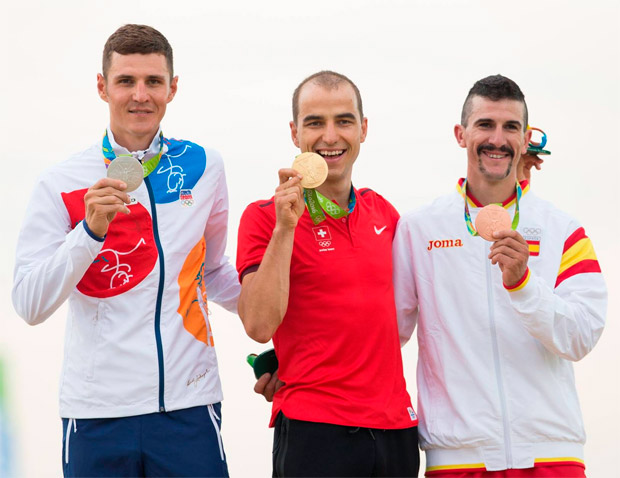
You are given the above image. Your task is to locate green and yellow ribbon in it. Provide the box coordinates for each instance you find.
[460,179,522,237]
[102,130,165,178]
[304,188,355,225]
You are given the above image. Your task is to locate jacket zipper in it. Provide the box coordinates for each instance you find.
[145,177,167,412]
[485,249,513,468]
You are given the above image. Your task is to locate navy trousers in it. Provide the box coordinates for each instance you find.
[62,403,229,477]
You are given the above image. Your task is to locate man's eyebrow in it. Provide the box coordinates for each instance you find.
[505,120,522,128]
[335,113,357,120]
[474,117,522,128]
[112,74,167,80]
[302,114,324,123]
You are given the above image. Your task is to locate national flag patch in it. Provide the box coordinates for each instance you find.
[312,226,332,242]
[527,239,540,256]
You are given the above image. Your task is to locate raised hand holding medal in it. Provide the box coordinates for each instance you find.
[461,179,530,287]
[291,152,352,225]
[85,130,166,238]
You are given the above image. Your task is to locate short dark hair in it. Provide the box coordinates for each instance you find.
[461,74,528,131]
[102,24,174,80]
[292,71,363,124]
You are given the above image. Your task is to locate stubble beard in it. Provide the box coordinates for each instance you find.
[478,156,514,181]
[476,143,515,181]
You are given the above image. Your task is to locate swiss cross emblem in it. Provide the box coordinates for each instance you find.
[312,226,332,241]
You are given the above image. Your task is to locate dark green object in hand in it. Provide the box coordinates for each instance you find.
[246,349,278,379]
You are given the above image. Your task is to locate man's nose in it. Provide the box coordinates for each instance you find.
[322,122,339,144]
[488,126,506,147]
[132,82,149,102]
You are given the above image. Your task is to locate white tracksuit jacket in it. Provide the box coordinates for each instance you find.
[12,129,240,419]
[393,180,606,472]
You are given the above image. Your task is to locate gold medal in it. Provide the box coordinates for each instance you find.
[292,152,328,189]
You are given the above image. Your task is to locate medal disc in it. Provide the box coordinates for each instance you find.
[292,152,328,189]
[475,204,512,241]
[107,156,144,192]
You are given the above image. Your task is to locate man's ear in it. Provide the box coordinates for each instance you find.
[97,74,108,103]
[521,128,532,154]
[360,117,368,143]
[167,76,179,103]
[290,121,300,148]
[454,124,466,148]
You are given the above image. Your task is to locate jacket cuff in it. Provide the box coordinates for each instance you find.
[82,220,106,242]
[504,267,530,292]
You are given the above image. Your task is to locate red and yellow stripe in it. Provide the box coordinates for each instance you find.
[505,267,531,292]
[534,457,585,467]
[426,457,584,475]
[555,227,600,288]
[456,179,530,208]
[426,463,486,474]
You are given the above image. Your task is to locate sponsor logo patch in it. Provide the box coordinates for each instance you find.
[427,238,463,251]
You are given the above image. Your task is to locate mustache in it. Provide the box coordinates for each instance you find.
[477,144,514,158]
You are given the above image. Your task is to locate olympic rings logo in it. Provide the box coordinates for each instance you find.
[522,227,541,235]
[318,241,331,247]
[181,199,194,207]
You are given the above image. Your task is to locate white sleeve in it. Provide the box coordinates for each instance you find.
[202,158,240,314]
[508,224,607,361]
[393,217,420,347]
[12,176,103,325]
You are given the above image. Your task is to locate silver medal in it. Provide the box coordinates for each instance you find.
[107,156,144,192]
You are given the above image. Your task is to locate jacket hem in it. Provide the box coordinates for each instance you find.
[60,393,224,419]
[424,441,584,472]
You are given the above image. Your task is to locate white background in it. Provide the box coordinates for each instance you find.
[1,0,618,476]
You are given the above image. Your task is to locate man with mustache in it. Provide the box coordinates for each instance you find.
[394,75,607,477]
[12,24,239,477]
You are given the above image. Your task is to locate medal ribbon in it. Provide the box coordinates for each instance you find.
[460,179,522,237]
[102,130,165,178]
[303,188,354,225]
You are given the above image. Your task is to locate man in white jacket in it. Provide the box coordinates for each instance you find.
[12,24,239,477]
[393,75,606,478]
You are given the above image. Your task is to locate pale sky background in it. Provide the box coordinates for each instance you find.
[1,0,618,476]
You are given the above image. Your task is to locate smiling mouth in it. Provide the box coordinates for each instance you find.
[316,149,345,160]
[477,144,514,160]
